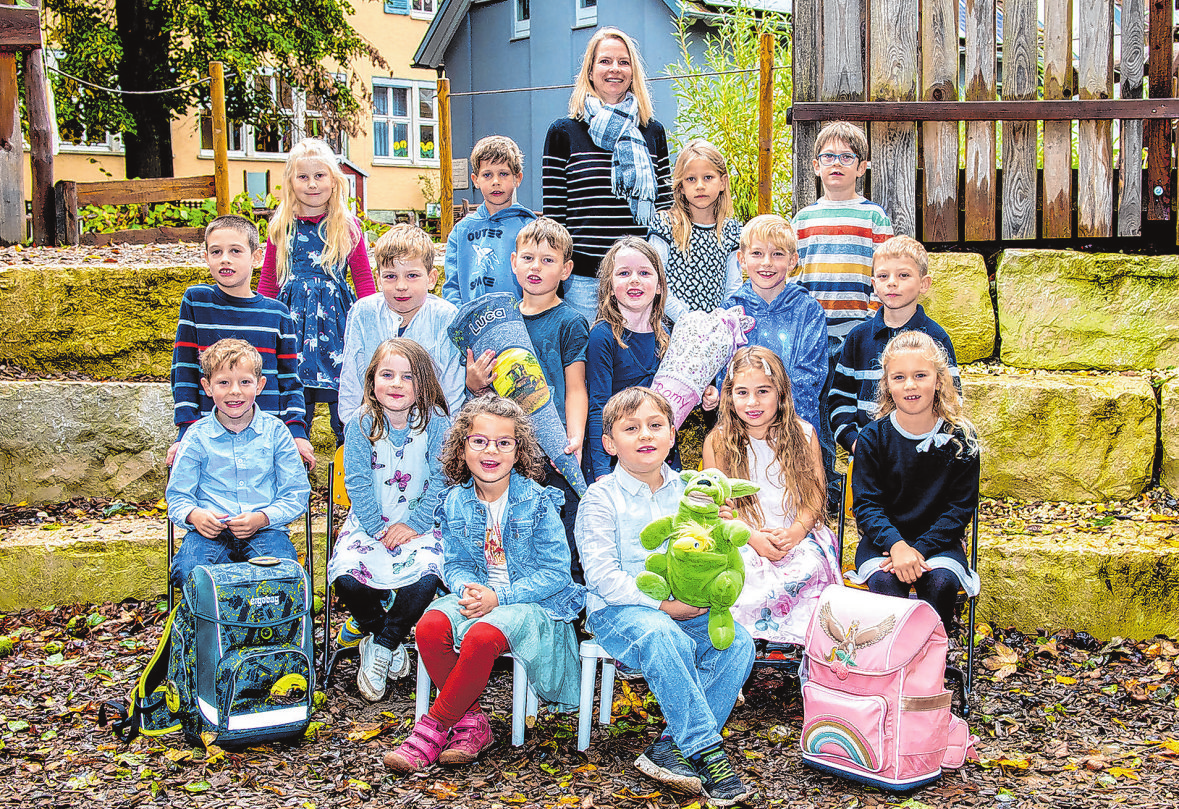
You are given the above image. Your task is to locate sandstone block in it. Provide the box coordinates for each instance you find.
[920,252,995,363]
[962,370,1155,501]
[0,264,208,376]
[996,249,1179,370]
[1163,379,1179,497]
[0,381,174,504]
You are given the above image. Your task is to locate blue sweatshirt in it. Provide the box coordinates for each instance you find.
[722,282,829,436]
[442,202,537,305]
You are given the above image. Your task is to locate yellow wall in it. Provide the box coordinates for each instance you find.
[24,1,440,214]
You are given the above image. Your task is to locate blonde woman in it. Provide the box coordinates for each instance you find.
[542,27,672,323]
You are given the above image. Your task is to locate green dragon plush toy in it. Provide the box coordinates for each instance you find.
[635,469,760,650]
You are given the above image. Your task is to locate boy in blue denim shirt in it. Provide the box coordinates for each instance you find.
[167,339,311,589]
[575,387,753,806]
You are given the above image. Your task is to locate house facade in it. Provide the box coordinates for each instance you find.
[23,0,444,221]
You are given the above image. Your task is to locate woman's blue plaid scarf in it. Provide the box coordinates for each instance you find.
[584,93,658,226]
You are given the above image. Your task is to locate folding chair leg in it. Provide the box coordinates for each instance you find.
[964,596,977,718]
[511,656,528,746]
[577,654,597,751]
[599,659,615,727]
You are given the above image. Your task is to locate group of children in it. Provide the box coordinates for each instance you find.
[163,116,978,805]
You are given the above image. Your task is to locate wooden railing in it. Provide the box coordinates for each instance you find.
[790,0,1175,243]
[55,175,221,246]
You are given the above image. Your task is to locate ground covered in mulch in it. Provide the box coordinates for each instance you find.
[0,243,207,267]
[0,598,1176,809]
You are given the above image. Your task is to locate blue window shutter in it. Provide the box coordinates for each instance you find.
[385,0,409,14]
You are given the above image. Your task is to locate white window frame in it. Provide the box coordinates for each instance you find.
[197,70,347,161]
[46,51,123,154]
[409,0,437,20]
[371,79,440,168]
[512,0,530,39]
[574,0,597,28]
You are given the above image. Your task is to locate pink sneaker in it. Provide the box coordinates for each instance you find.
[438,709,493,765]
[383,714,449,773]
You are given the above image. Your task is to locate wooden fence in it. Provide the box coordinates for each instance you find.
[790,0,1179,243]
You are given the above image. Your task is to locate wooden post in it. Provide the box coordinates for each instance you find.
[210,61,230,215]
[22,2,52,245]
[757,32,773,215]
[0,0,21,244]
[1147,0,1172,223]
[791,0,817,215]
[54,179,79,246]
[438,71,453,242]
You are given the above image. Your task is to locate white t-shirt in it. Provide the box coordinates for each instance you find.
[482,491,510,590]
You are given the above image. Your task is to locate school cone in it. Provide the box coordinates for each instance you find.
[450,293,588,496]
[651,306,756,428]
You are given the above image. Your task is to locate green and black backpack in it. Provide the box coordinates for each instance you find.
[101,558,315,746]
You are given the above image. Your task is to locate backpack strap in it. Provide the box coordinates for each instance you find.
[941,714,979,769]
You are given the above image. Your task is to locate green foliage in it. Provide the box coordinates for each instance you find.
[80,193,277,238]
[666,3,793,221]
[44,0,386,170]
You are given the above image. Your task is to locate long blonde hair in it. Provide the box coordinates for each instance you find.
[360,338,448,445]
[710,346,826,528]
[568,28,654,125]
[876,331,979,457]
[594,237,670,356]
[269,138,359,286]
[663,139,734,255]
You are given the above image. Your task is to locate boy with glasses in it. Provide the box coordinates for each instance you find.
[792,122,894,510]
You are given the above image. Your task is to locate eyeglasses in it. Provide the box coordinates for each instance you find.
[816,152,860,167]
[465,435,518,452]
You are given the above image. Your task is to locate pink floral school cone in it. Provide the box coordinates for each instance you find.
[450,293,588,496]
[652,306,756,428]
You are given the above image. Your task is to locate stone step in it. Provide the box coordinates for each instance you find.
[1,369,1168,505]
[3,514,1175,641]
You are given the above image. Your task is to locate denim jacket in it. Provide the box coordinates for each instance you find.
[439,471,585,621]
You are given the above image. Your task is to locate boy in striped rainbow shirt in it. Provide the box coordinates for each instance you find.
[792,121,894,508]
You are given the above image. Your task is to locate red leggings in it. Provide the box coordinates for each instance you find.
[415,609,510,729]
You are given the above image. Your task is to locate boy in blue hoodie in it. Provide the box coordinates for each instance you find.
[442,136,538,305]
[721,215,828,440]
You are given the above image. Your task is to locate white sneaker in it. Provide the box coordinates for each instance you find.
[357,635,392,701]
[388,643,411,681]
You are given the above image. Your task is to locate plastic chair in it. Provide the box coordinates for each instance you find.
[413,650,539,747]
[165,466,314,612]
[576,640,616,751]
[321,446,359,686]
[836,471,979,718]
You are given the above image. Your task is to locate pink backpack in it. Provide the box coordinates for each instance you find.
[800,585,978,790]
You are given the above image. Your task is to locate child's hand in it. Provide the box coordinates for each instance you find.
[748,530,788,562]
[223,511,270,540]
[188,508,228,539]
[166,441,181,467]
[379,522,417,549]
[465,348,496,392]
[883,541,930,585]
[294,437,316,471]
[563,432,583,462]
[660,599,708,621]
[770,520,808,553]
[701,385,720,411]
[459,583,499,619]
[718,498,738,521]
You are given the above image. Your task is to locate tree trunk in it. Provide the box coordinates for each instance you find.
[116,0,174,178]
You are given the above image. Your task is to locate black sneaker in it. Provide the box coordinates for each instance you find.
[690,746,749,806]
[635,736,703,794]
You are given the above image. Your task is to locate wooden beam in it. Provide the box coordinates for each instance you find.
[1117,0,1144,236]
[0,7,40,52]
[963,0,996,240]
[81,226,205,246]
[438,73,453,242]
[210,62,230,215]
[1147,0,1173,222]
[756,32,773,215]
[790,99,1179,121]
[55,180,78,246]
[75,175,217,206]
[23,41,53,244]
[1041,0,1073,239]
[791,0,817,214]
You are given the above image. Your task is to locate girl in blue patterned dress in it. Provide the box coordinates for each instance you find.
[326,338,450,702]
[647,139,742,321]
[260,138,376,446]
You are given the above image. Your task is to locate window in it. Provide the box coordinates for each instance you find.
[410,0,437,19]
[46,51,122,153]
[575,0,597,27]
[372,80,438,165]
[513,0,530,39]
[198,71,346,159]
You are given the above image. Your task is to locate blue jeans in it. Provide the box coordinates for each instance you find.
[587,605,754,758]
[169,527,298,590]
[562,275,597,325]
[820,335,842,511]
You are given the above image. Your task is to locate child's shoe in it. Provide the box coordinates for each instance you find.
[438,708,493,764]
[383,714,449,772]
[635,735,703,793]
[336,615,363,648]
[388,643,412,682]
[690,745,749,806]
[357,635,391,702]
